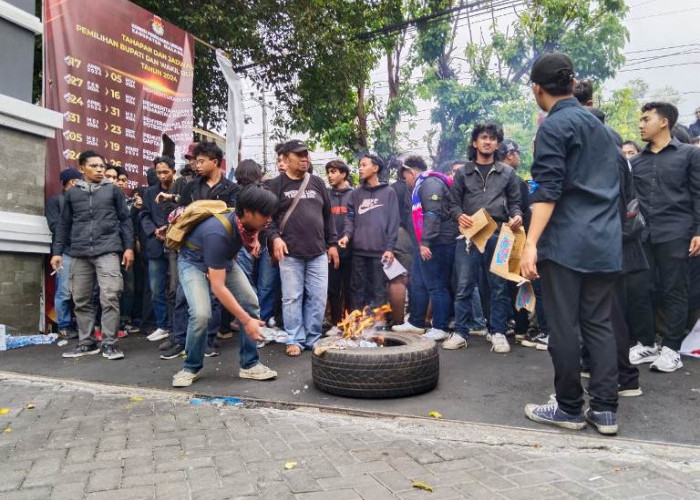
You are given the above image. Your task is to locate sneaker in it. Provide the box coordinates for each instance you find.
[204,346,219,358]
[58,328,78,340]
[325,326,342,337]
[490,333,511,353]
[423,328,449,341]
[524,402,586,430]
[629,342,659,365]
[172,369,200,388]
[392,322,425,334]
[147,328,170,342]
[584,408,618,435]
[469,328,488,336]
[158,338,175,351]
[217,330,234,339]
[521,332,548,351]
[62,344,100,358]
[442,333,467,350]
[160,343,185,360]
[580,371,591,379]
[122,324,141,335]
[102,345,125,360]
[649,346,683,373]
[239,363,277,380]
[618,385,643,397]
[117,330,128,339]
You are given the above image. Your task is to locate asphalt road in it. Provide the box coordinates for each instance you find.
[1,333,698,445]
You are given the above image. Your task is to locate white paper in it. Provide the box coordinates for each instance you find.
[680,319,700,358]
[383,258,407,280]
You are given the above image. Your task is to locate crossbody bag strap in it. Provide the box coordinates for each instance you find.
[279,172,310,235]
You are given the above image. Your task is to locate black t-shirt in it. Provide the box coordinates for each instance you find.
[475,162,493,183]
[180,213,241,273]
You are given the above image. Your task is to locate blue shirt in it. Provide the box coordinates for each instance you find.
[180,213,241,273]
[530,97,622,273]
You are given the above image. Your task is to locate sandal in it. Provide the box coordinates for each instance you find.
[285,344,302,357]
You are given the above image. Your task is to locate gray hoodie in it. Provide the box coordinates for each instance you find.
[343,182,399,257]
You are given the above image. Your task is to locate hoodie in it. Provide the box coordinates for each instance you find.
[343,182,399,257]
[330,186,353,258]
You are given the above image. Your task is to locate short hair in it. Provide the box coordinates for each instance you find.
[78,150,105,166]
[574,79,594,105]
[116,167,128,179]
[360,153,384,173]
[622,140,640,153]
[403,155,427,172]
[235,159,263,187]
[587,107,606,124]
[274,143,285,155]
[325,159,350,180]
[641,101,678,129]
[468,122,504,161]
[672,124,691,144]
[103,164,118,175]
[235,183,278,218]
[153,155,176,170]
[449,159,467,169]
[193,142,223,164]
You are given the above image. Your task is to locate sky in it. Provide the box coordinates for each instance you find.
[239,0,700,170]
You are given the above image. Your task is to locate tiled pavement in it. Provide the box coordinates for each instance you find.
[0,375,698,500]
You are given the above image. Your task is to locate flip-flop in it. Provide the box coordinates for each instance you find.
[285,344,302,357]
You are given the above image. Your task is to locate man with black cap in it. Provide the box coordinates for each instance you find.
[46,168,83,339]
[521,52,622,435]
[265,140,338,357]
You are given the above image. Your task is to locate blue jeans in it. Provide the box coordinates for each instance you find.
[178,257,259,373]
[409,243,455,330]
[279,254,328,349]
[257,249,278,323]
[453,243,486,331]
[237,247,255,286]
[148,257,169,329]
[454,235,509,337]
[54,253,73,329]
[173,279,219,347]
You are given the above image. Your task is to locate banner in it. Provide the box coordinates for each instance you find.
[43,0,194,196]
[215,49,245,179]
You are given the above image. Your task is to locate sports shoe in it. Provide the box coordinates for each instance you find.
[102,345,125,360]
[584,408,618,435]
[204,346,219,358]
[525,402,586,430]
[217,330,234,339]
[62,344,100,358]
[618,385,643,397]
[469,328,488,336]
[490,333,511,353]
[325,326,342,337]
[629,342,659,365]
[117,329,128,339]
[239,363,277,380]
[172,369,200,387]
[58,328,79,340]
[122,323,140,334]
[423,328,449,341]
[521,332,548,351]
[580,371,591,379]
[442,333,467,350]
[392,322,426,334]
[158,338,175,351]
[649,346,683,373]
[160,343,185,360]
[147,328,170,342]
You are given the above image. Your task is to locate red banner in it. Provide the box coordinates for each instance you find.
[43,0,194,197]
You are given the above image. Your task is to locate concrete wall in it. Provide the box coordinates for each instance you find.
[0,126,46,216]
[0,252,43,332]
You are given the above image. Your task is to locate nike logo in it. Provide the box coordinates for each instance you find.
[357,198,384,215]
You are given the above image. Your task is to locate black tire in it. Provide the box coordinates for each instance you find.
[312,332,439,399]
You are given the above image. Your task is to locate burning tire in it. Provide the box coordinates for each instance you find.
[312,332,439,399]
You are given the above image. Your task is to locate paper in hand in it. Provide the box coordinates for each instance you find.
[382,257,407,280]
[459,209,497,253]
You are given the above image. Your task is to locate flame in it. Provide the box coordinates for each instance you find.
[337,304,391,339]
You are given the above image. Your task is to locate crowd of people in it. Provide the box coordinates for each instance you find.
[47,52,700,436]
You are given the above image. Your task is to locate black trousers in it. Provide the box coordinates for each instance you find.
[624,268,655,347]
[349,254,387,311]
[539,260,618,414]
[639,238,690,351]
[612,279,640,390]
[328,251,352,324]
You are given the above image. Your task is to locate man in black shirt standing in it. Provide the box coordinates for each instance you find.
[266,140,339,356]
[629,102,700,373]
[521,53,622,435]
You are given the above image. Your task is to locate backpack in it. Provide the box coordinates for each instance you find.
[165,200,233,251]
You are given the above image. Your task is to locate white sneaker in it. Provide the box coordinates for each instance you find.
[442,333,467,350]
[392,322,426,334]
[325,326,342,337]
[469,328,488,336]
[239,363,277,380]
[649,346,683,373]
[423,328,449,341]
[490,333,511,353]
[172,369,200,387]
[147,328,170,342]
[629,342,659,365]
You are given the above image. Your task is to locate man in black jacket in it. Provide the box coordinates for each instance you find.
[46,168,82,338]
[51,150,134,360]
[449,123,522,354]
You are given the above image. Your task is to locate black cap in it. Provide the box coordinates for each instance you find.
[60,168,83,183]
[278,139,309,155]
[530,52,574,86]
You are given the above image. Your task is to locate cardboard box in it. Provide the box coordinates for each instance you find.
[489,226,536,312]
[458,208,497,253]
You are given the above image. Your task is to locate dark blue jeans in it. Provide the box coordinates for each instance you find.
[147,257,169,329]
[409,243,455,330]
[454,235,509,337]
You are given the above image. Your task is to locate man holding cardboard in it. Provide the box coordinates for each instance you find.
[521,53,622,435]
[449,123,522,353]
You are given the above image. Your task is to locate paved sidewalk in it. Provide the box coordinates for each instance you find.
[0,375,699,500]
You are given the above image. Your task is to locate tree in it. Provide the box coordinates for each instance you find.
[600,79,647,142]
